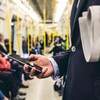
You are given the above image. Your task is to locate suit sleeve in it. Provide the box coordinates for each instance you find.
[52,49,71,76]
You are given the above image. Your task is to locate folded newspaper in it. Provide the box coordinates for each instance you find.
[79,6,100,62]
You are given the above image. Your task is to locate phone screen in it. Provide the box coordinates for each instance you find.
[9,53,42,72]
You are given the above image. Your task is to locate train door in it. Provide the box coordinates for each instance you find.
[11,15,16,51]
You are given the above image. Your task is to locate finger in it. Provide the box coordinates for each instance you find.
[28,54,38,61]
[30,67,36,77]
[37,67,48,78]
[24,64,29,73]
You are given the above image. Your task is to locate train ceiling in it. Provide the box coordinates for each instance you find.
[30,0,68,23]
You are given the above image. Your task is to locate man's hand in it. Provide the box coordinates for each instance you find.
[24,54,54,78]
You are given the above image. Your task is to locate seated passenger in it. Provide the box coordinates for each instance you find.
[0,33,8,54]
[0,54,11,71]
[0,33,29,88]
[0,53,25,100]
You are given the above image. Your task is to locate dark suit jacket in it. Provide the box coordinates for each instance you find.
[53,0,100,100]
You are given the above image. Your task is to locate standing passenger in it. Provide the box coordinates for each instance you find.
[22,36,28,54]
[24,0,100,100]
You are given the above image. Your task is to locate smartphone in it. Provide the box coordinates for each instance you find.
[0,51,42,75]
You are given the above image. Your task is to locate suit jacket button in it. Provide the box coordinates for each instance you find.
[71,46,76,52]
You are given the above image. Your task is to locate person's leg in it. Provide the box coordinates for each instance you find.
[11,61,23,85]
[11,61,29,88]
[0,72,10,98]
[0,71,18,99]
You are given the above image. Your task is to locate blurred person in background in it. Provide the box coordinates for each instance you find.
[22,36,28,54]
[0,33,26,99]
[48,42,65,56]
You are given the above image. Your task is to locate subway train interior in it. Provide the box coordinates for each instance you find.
[0,0,100,100]
[0,0,73,100]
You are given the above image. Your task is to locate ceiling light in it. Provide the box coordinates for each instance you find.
[39,23,57,28]
[54,0,68,22]
[11,0,41,22]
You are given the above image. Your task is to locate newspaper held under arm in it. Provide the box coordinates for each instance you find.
[79,6,100,62]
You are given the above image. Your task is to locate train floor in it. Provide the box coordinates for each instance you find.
[20,77,62,100]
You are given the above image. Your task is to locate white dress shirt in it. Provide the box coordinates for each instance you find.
[48,58,59,79]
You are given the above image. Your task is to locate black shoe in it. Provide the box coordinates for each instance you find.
[13,95,25,100]
[19,84,29,88]
[24,76,34,81]
[18,91,27,96]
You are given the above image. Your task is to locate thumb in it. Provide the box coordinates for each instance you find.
[37,67,48,78]
[29,54,40,61]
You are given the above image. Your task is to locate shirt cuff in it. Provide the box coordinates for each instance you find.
[48,57,59,80]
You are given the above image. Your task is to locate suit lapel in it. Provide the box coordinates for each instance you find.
[71,0,87,36]
[70,0,78,32]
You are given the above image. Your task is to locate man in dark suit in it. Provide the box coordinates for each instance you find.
[24,0,100,100]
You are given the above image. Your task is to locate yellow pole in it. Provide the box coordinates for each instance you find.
[52,32,55,45]
[30,21,33,48]
[43,0,46,55]
[66,19,69,50]
[6,0,12,54]
[27,19,30,54]
[33,22,36,48]
[34,36,36,48]
[27,20,32,54]
[52,0,56,46]
[66,1,74,50]
[16,9,21,54]
[52,24,55,46]
[28,27,30,54]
